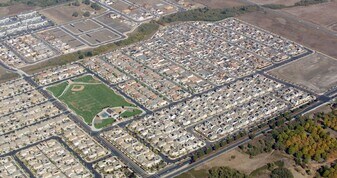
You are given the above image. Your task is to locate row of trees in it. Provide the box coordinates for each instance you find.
[159,5,260,23]
[208,167,248,178]
[295,0,328,6]
[191,131,248,162]
[12,0,71,7]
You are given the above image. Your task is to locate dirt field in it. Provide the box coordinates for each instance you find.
[282,1,337,32]
[37,28,86,50]
[192,0,248,8]
[0,3,37,17]
[0,66,18,83]
[95,13,134,33]
[196,149,281,174]
[79,29,121,45]
[80,29,120,45]
[269,53,337,94]
[40,3,106,25]
[180,149,309,178]
[249,0,299,6]
[237,10,337,59]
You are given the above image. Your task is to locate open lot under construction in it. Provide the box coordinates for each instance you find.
[36,28,87,53]
[79,28,122,46]
[95,12,136,33]
[63,19,102,35]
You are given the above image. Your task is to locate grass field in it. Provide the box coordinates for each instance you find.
[47,75,138,126]
[47,82,68,97]
[120,109,142,118]
[94,118,115,129]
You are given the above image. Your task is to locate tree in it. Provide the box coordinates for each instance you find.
[83,0,90,5]
[271,168,294,178]
[72,0,80,6]
[85,51,93,57]
[91,3,101,10]
[72,12,79,17]
[208,167,248,178]
[83,11,91,17]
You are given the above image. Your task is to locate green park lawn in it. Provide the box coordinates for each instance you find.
[120,109,143,118]
[47,75,139,127]
[46,82,68,97]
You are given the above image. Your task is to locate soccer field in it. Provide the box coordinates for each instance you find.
[47,75,140,127]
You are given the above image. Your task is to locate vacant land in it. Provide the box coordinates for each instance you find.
[0,3,37,17]
[80,29,121,46]
[0,66,18,83]
[37,28,87,50]
[282,1,337,32]
[237,10,337,59]
[47,75,136,125]
[192,0,249,8]
[40,3,105,25]
[179,149,308,178]
[249,0,299,6]
[95,12,134,33]
[64,19,102,35]
[269,53,337,94]
[0,0,72,17]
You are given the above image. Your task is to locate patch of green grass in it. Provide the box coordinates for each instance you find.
[250,165,269,177]
[262,4,288,9]
[46,82,68,97]
[47,77,137,126]
[94,118,115,129]
[12,0,72,7]
[120,109,142,118]
[72,75,99,83]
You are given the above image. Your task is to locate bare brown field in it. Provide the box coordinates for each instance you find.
[192,0,249,8]
[269,53,337,94]
[0,3,37,17]
[79,29,121,45]
[180,149,310,178]
[0,66,18,83]
[40,3,106,25]
[195,149,280,174]
[249,0,299,6]
[282,1,337,31]
[237,10,337,59]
